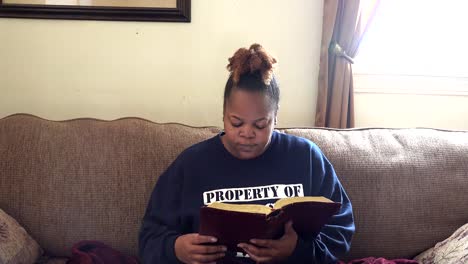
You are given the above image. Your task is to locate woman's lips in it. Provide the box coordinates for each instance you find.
[237,144,256,151]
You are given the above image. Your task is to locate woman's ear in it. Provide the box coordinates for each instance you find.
[274,105,279,126]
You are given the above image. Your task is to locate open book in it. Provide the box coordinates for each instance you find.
[199,196,341,251]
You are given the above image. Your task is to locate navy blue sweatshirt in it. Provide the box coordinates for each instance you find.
[139,131,355,263]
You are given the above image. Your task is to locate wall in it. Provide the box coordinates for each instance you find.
[355,93,468,130]
[354,75,468,130]
[0,0,323,127]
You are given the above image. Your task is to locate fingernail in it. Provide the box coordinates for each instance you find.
[222,246,227,251]
[211,237,217,242]
[250,239,256,243]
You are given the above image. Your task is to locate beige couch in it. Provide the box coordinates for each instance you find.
[1,114,467,262]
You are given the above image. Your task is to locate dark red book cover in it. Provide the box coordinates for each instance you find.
[199,200,341,252]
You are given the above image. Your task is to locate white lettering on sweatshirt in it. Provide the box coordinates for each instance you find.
[203,184,304,205]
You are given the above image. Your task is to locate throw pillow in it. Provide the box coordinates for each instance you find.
[414,223,468,264]
[0,208,43,264]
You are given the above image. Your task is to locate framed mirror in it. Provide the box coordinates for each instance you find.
[0,0,190,22]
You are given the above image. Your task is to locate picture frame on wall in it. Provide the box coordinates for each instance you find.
[0,0,190,22]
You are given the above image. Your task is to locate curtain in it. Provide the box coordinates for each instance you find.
[315,0,380,128]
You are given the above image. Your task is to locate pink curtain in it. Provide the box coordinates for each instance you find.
[315,0,380,128]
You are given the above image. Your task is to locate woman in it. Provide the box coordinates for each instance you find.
[139,44,355,264]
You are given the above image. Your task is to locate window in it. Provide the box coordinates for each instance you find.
[354,0,468,95]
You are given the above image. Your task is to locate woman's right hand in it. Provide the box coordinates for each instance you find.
[175,233,227,264]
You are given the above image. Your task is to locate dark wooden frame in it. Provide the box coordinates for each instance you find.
[0,0,190,22]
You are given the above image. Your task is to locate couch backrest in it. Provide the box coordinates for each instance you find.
[1,114,467,260]
[282,128,468,259]
[0,114,220,257]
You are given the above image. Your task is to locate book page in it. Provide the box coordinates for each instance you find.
[273,196,333,209]
[207,202,272,215]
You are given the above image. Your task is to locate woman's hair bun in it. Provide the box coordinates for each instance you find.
[227,43,277,85]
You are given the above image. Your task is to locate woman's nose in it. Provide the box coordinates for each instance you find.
[240,125,255,138]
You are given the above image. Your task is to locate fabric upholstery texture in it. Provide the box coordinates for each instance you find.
[282,128,468,259]
[0,208,43,264]
[1,114,467,260]
[44,258,69,264]
[36,255,69,264]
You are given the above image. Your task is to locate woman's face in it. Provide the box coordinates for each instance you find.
[221,89,276,160]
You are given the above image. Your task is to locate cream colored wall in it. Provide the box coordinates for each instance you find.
[0,0,323,127]
[354,75,468,130]
[355,93,468,130]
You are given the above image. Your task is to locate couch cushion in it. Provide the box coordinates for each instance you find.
[45,258,69,264]
[0,114,220,257]
[36,255,69,264]
[281,128,468,259]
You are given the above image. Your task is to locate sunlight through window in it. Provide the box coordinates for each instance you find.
[355,0,468,78]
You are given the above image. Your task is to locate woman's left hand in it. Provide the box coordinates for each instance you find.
[237,221,298,263]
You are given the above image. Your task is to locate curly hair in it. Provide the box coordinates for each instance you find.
[227,43,277,86]
[224,43,280,112]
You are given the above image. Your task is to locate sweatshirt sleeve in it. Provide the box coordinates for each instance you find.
[139,156,186,264]
[286,146,355,264]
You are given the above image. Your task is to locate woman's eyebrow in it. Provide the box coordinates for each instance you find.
[254,117,268,122]
[229,116,268,122]
[230,115,242,121]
